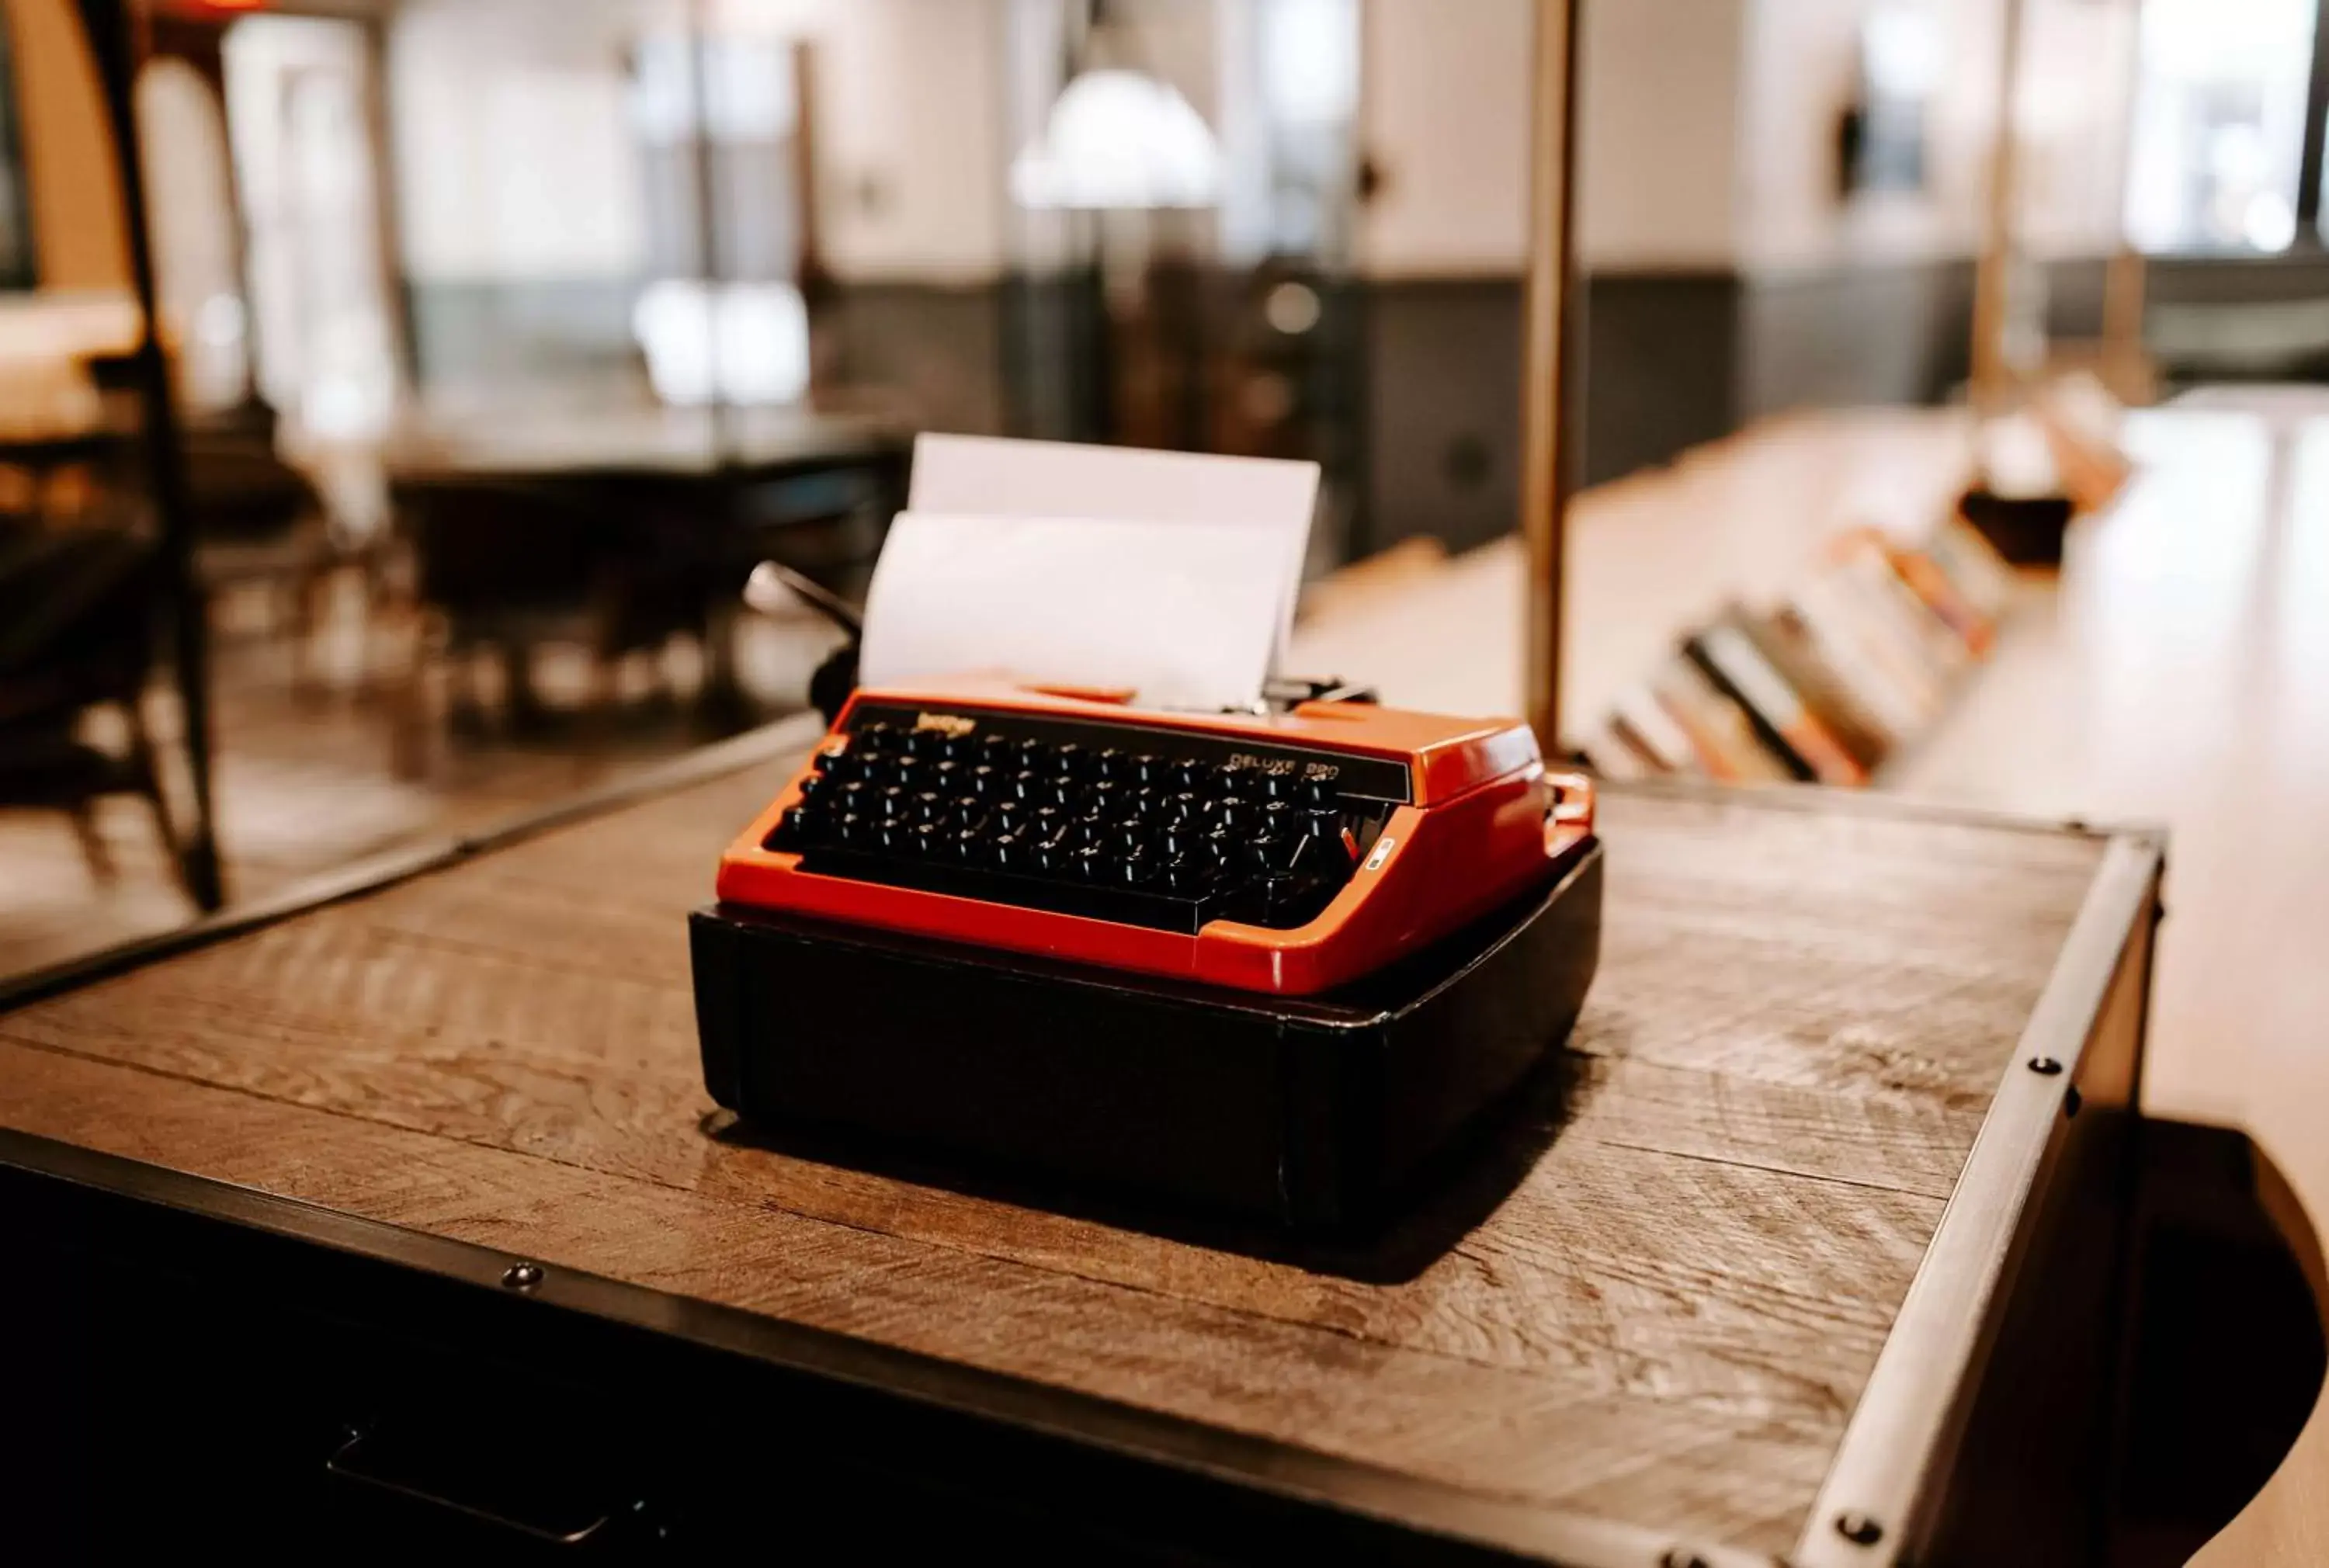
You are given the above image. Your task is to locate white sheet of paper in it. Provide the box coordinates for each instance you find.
[906,434,1319,661]
[859,511,1291,711]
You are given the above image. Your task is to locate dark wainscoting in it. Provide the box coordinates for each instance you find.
[1356,278,1526,555]
[403,252,2184,560]
[2146,246,2329,382]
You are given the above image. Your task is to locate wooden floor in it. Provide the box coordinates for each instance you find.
[0,596,844,981]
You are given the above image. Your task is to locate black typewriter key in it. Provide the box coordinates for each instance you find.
[928,759,963,792]
[854,720,894,751]
[1258,799,1296,834]
[1001,768,1041,802]
[1087,779,1126,817]
[1070,843,1109,880]
[950,826,985,861]
[1012,737,1048,768]
[1210,795,1251,829]
[1168,758,1209,791]
[871,817,910,852]
[975,732,1012,763]
[908,820,946,856]
[1161,790,1201,824]
[1028,804,1066,842]
[904,727,942,758]
[967,764,1001,799]
[810,742,845,772]
[1092,748,1130,780]
[1243,835,1285,874]
[1201,824,1237,866]
[797,772,829,802]
[1161,859,1206,893]
[1050,742,1085,775]
[837,811,873,847]
[1067,813,1107,848]
[1116,848,1157,885]
[1253,873,1303,921]
[1300,774,1338,807]
[987,831,1027,870]
[1123,754,1163,785]
[991,798,1026,831]
[1039,775,1079,809]
[789,803,831,842]
[909,789,946,823]
[1158,823,1203,862]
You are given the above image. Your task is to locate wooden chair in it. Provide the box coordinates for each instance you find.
[0,522,187,897]
[385,476,712,774]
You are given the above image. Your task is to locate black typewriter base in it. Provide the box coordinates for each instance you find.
[689,843,1602,1232]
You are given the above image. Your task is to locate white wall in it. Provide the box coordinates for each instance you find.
[1353,0,2137,281]
[1734,0,2137,272]
[813,0,1008,283]
[1575,0,1747,269]
[389,0,652,282]
[1352,0,1535,277]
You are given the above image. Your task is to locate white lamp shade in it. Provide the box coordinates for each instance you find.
[1011,68,1224,211]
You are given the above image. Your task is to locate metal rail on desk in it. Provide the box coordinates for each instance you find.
[0,712,830,1015]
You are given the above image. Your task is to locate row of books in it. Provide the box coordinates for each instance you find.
[1578,513,2016,787]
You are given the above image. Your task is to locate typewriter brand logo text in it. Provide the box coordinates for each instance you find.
[914,713,977,737]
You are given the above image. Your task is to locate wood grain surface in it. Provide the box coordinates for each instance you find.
[0,761,2108,1556]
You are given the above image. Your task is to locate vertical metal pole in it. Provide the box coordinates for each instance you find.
[2098,0,2152,401]
[1520,0,1581,752]
[79,0,224,910]
[2296,0,2329,235]
[686,0,730,463]
[1970,0,2028,411]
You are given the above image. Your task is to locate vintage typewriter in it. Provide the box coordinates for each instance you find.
[714,678,1596,996]
[693,677,1605,1228]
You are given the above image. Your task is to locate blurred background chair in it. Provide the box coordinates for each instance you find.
[0,518,187,900]
[384,475,712,774]
[179,398,349,690]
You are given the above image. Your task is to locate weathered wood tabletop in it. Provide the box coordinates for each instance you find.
[0,735,2141,1563]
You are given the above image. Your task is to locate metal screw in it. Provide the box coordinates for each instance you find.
[1835,1512,1884,1546]
[502,1261,545,1292]
[1659,1549,1711,1568]
[2029,1056,2063,1076]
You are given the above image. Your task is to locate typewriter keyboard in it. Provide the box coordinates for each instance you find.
[762,704,1408,933]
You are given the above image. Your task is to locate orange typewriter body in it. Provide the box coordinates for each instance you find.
[717,679,1596,997]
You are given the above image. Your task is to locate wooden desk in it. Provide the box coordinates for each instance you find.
[1292,397,2329,1560]
[0,728,2158,1564]
[380,403,907,486]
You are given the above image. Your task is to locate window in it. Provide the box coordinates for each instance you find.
[2124,0,2320,252]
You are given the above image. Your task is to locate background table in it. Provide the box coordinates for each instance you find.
[0,724,2160,1565]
